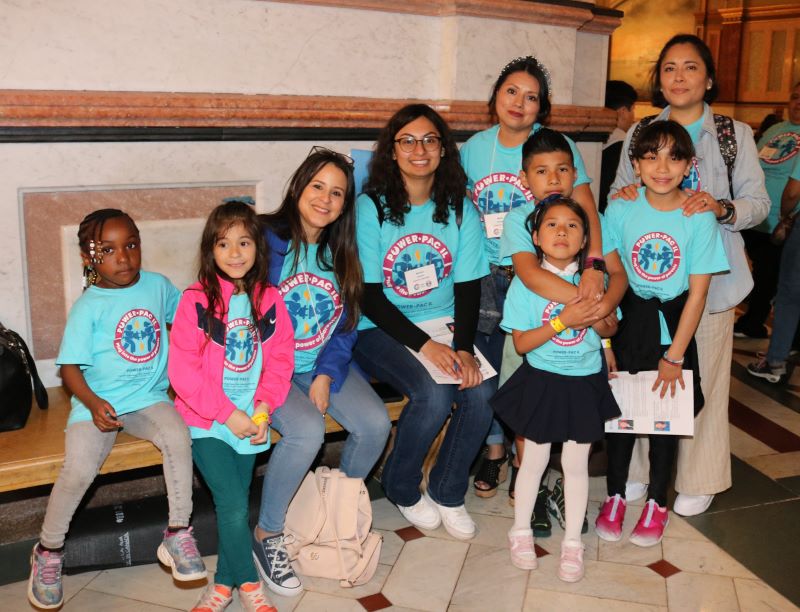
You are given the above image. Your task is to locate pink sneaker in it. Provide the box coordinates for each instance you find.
[595,494,626,542]
[557,540,585,582]
[508,528,537,570]
[629,499,669,547]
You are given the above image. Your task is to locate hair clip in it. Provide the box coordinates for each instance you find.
[501,55,553,92]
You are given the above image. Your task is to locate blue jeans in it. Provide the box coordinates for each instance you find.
[767,225,800,364]
[257,364,391,533]
[354,327,494,507]
[474,267,510,447]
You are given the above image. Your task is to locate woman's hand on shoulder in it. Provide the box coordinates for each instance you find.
[225,408,259,439]
[682,190,721,217]
[610,184,639,201]
[309,375,332,415]
[420,339,461,381]
[456,350,483,390]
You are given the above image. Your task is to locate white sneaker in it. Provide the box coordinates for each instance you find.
[673,494,714,517]
[397,495,441,530]
[424,492,476,540]
[625,481,648,502]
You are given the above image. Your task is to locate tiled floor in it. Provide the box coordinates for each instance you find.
[3,334,799,611]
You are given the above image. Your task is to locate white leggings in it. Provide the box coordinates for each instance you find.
[513,438,591,543]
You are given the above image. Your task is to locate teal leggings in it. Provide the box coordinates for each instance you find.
[192,437,258,587]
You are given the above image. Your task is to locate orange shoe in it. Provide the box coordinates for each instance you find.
[239,581,277,612]
[192,584,233,612]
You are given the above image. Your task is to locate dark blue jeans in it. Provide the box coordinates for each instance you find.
[354,327,494,507]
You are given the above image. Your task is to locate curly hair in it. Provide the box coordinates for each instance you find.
[650,34,718,108]
[363,104,466,226]
[198,201,269,337]
[488,56,552,124]
[261,148,362,328]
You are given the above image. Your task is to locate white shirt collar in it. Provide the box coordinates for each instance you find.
[541,257,579,277]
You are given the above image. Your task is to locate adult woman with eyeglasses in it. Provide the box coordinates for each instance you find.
[354,104,493,540]
[253,147,391,597]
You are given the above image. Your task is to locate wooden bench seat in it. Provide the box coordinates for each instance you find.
[0,387,407,493]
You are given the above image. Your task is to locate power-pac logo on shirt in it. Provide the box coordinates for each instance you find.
[224,318,258,373]
[383,233,453,298]
[760,131,800,165]
[278,272,343,351]
[680,157,702,192]
[542,301,586,347]
[471,172,534,215]
[632,232,682,281]
[114,309,161,363]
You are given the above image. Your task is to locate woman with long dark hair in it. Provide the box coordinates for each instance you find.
[252,148,391,597]
[354,104,493,540]
[610,34,769,517]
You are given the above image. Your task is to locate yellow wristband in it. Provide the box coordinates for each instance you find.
[550,316,566,333]
[252,412,269,425]
[601,338,612,349]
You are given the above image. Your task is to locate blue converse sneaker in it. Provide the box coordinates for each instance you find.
[156,527,207,581]
[252,531,302,597]
[28,543,64,609]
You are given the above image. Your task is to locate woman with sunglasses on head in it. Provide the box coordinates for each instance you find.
[253,147,391,598]
[609,34,769,517]
[354,104,493,540]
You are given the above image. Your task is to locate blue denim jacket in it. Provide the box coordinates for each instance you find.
[610,104,770,313]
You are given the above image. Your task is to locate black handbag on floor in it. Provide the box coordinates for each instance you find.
[0,321,48,431]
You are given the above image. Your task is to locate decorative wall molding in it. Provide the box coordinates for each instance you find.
[0,90,617,142]
[266,0,622,33]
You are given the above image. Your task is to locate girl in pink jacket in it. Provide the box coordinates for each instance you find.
[169,201,294,612]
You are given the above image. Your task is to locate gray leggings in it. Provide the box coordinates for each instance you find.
[40,401,193,549]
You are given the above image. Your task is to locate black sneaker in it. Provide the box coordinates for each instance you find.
[547,477,588,534]
[746,358,787,384]
[733,321,769,339]
[252,531,302,597]
[531,485,552,537]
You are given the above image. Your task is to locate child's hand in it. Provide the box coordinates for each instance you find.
[456,350,483,390]
[225,409,259,439]
[604,347,618,380]
[558,297,601,330]
[420,340,462,380]
[611,184,639,201]
[88,398,122,432]
[309,375,332,415]
[577,268,605,303]
[250,403,270,445]
[652,359,685,398]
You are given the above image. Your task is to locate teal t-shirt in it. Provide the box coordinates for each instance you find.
[679,110,705,192]
[500,267,602,376]
[56,271,180,425]
[276,243,343,374]
[356,195,488,328]
[189,293,267,454]
[757,120,800,232]
[499,204,615,266]
[460,123,590,265]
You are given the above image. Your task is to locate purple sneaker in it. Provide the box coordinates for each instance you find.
[28,543,64,610]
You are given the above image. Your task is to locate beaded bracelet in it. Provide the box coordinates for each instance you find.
[252,412,269,425]
[661,351,684,366]
[550,316,566,333]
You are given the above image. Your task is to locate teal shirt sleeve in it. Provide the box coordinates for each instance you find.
[356,194,383,284]
[687,213,730,275]
[792,154,800,180]
[454,199,489,282]
[498,204,535,266]
[565,134,591,186]
[499,278,535,333]
[599,211,620,257]
[56,297,95,368]
[165,277,181,324]
[460,140,475,196]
